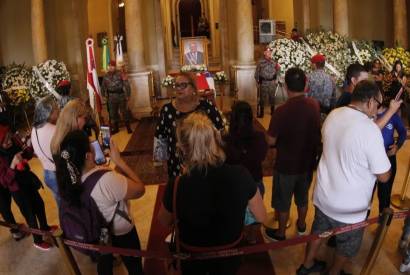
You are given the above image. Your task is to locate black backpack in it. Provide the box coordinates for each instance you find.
[59,169,110,256]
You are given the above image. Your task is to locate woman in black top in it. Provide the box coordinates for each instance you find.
[158,113,266,275]
[224,101,268,236]
[154,73,224,180]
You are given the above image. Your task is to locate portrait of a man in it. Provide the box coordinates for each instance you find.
[181,37,208,66]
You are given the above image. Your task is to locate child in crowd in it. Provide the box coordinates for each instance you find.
[373,100,406,215]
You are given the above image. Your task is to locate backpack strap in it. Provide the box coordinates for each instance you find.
[83,169,132,225]
[82,169,111,198]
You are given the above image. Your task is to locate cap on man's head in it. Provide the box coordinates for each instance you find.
[109,60,116,67]
[57,80,70,88]
[311,54,326,64]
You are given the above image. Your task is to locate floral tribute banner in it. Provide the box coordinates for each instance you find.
[268,30,377,86]
[31,60,70,100]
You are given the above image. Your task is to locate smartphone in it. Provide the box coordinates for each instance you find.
[395,87,404,101]
[100,126,111,149]
[90,140,107,165]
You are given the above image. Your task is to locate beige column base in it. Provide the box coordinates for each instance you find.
[234,65,257,105]
[128,71,153,118]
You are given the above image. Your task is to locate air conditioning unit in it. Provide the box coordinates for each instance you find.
[259,20,275,44]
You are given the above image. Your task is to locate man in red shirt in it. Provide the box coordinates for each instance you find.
[265,68,321,241]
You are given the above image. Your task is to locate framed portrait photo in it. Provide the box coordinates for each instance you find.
[180,37,208,66]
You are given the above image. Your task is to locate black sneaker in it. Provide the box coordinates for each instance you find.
[264,228,286,241]
[296,259,327,275]
[296,220,307,236]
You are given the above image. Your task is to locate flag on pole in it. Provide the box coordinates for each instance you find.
[86,38,102,112]
[204,71,215,91]
[101,37,110,72]
[114,34,124,67]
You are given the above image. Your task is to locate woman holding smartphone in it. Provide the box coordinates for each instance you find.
[55,130,145,274]
[50,98,90,158]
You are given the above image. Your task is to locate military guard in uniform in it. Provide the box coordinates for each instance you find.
[101,60,132,134]
[255,47,280,118]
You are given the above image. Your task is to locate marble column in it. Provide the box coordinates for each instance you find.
[234,0,257,104]
[31,0,48,63]
[303,0,310,33]
[124,0,152,117]
[393,0,408,49]
[333,0,348,36]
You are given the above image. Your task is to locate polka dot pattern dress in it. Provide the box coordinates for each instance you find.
[154,100,224,180]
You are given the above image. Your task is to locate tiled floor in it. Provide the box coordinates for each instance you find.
[0,97,409,274]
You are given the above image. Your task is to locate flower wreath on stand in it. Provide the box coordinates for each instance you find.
[31,59,70,100]
[269,38,311,80]
[1,63,33,129]
[161,75,175,88]
[161,75,176,99]
[213,71,228,83]
[2,63,32,107]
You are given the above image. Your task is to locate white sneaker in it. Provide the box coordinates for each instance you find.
[400,261,410,273]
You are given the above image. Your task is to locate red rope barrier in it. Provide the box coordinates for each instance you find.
[1,210,409,261]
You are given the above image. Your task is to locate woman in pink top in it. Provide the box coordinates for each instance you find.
[31,96,60,206]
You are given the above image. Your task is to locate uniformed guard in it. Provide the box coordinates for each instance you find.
[101,60,132,134]
[254,47,280,118]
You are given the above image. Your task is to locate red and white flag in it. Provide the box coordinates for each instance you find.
[85,38,102,112]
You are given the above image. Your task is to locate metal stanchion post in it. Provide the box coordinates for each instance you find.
[391,157,410,210]
[53,229,82,275]
[360,208,393,275]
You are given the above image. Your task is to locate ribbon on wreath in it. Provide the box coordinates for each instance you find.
[301,38,342,80]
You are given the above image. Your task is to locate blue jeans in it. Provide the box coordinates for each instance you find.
[44,170,60,207]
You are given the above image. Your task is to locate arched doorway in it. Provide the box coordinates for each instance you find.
[179,0,202,37]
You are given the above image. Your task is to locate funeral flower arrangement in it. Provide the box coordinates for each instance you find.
[31,59,70,100]
[213,71,228,83]
[180,64,207,72]
[351,40,378,64]
[382,47,410,73]
[1,63,32,106]
[161,75,175,87]
[305,31,354,82]
[269,38,310,77]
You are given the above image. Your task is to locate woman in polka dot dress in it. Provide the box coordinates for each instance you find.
[154,73,224,181]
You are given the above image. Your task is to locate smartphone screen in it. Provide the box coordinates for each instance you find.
[90,140,106,165]
[100,126,111,149]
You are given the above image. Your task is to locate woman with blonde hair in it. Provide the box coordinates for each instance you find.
[159,112,266,275]
[50,98,90,157]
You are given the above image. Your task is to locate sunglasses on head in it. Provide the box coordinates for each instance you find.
[174,82,192,90]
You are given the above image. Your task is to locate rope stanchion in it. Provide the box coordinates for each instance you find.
[360,208,394,275]
[53,229,82,275]
[1,210,410,263]
[392,157,410,210]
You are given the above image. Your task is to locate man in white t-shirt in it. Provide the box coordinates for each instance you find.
[297,80,395,275]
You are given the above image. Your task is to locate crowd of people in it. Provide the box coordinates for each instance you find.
[0,51,410,275]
